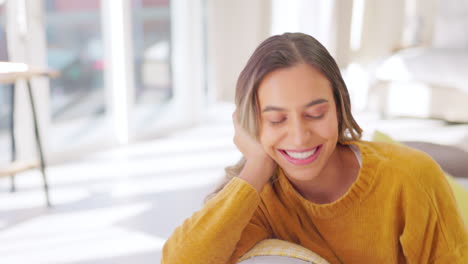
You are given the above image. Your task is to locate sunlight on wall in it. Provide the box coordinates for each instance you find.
[350,0,365,51]
[271,0,301,34]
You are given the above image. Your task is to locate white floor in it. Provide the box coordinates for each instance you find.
[1,103,468,264]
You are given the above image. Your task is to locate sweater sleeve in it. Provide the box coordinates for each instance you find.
[161,177,272,264]
[399,155,468,264]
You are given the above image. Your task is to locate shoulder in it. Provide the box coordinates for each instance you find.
[356,141,458,224]
[355,140,446,189]
[356,140,440,171]
[357,140,430,161]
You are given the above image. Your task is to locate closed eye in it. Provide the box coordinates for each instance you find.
[270,118,287,125]
[305,113,325,119]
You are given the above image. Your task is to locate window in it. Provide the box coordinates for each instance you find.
[44,0,108,152]
[131,0,173,133]
[0,2,11,163]
[2,0,206,162]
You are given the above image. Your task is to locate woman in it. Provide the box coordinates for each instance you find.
[162,33,467,263]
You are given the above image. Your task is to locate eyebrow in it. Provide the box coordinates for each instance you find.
[262,99,328,112]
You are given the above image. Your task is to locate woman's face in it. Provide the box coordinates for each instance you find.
[258,63,339,181]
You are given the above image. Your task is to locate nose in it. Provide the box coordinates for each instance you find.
[288,116,311,147]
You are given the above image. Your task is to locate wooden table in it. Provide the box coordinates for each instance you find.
[0,62,59,207]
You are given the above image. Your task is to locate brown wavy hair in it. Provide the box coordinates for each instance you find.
[205,32,362,202]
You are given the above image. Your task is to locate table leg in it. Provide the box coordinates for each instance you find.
[9,84,16,192]
[26,80,51,207]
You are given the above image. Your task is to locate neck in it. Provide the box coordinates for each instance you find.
[289,144,359,204]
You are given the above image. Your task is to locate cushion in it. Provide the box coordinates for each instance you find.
[432,0,468,49]
[375,48,468,92]
[372,130,468,226]
[432,16,468,49]
[402,141,468,179]
[238,239,330,264]
[239,255,312,263]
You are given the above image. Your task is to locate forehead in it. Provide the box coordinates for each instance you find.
[257,64,333,108]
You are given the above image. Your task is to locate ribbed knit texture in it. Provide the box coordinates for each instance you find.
[162,141,468,263]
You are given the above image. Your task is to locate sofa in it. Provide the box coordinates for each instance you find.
[369,0,468,123]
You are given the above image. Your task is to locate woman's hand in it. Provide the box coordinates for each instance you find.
[232,111,277,192]
[232,111,268,160]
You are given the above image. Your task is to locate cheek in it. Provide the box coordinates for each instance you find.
[314,113,339,140]
[259,126,282,151]
[259,126,273,147]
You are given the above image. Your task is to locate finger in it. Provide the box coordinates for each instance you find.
[232,110,240,129]
[232,110,238,122]
[233,134,238,147]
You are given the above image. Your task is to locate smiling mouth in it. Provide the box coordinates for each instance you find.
[278,145,323,165]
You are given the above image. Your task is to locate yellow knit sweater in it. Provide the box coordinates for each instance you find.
[162,141,468,263]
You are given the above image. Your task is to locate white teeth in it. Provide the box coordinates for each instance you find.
[285,147,317,160]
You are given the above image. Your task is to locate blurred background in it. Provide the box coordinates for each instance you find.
[0,0,467,263]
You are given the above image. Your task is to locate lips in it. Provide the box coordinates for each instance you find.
[279,145,323,165]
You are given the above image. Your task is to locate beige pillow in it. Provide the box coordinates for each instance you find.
[238,239,330,264]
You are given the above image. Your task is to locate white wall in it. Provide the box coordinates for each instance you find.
[205,0,271,102]
[353,0,406,63]
[206,0,357,103]
[204,0,440,103]
[271,0,353,68]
